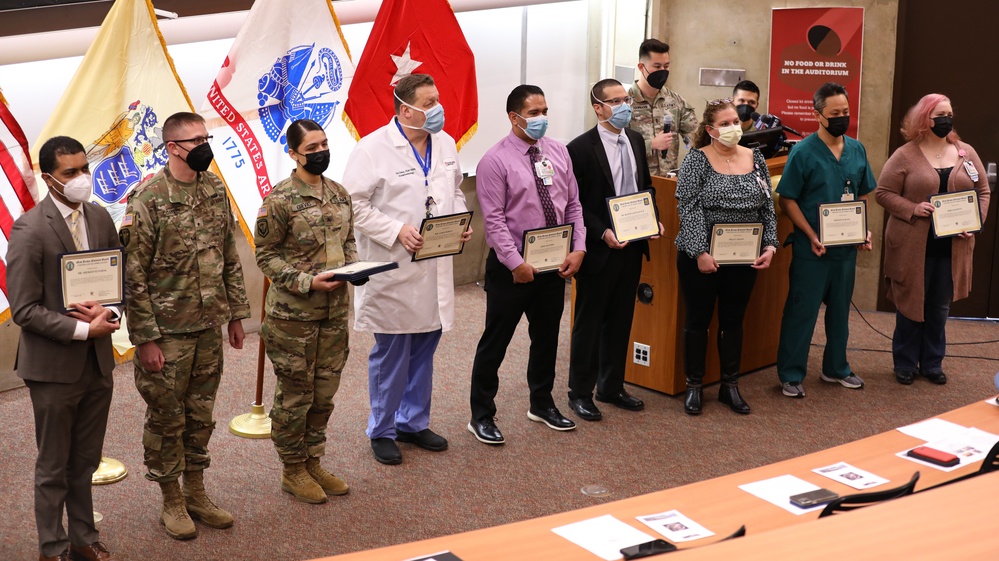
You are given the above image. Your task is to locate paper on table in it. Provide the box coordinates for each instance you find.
[636,509,714,543]
[812,462,889,490]
[896,418,969,442]
[897,427,999,472]
[738,474,825,515]
[551,514,655,561]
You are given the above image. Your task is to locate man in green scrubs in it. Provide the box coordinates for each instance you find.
[775,82,875,398]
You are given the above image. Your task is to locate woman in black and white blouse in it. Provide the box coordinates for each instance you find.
[675,99,779,416]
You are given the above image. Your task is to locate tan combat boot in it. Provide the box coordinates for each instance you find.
[305,457,350,496]
[281,462,327,504]
[159,480,197,539]
[183,470,234,529]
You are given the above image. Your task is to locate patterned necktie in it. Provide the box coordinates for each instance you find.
[618,135,637,195]
[527,146,557,227]
[69,209,85,251]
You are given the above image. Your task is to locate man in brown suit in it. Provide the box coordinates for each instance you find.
[7,136,121,561]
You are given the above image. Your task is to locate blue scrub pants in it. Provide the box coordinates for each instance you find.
[365,329,443,439]
[777,254,856,383]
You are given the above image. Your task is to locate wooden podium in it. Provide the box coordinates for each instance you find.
[622,157,793,395]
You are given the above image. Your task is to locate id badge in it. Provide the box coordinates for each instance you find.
[534,160,555,179]
[841,179,854,201]
[964,161,980,182]
[756,176,771,199]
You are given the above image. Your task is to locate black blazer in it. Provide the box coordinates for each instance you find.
[567,126,655,273]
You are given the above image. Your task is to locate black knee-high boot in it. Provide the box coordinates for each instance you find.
[683,329,708,415]
[718,328,750,414]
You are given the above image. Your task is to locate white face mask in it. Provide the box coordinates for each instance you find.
[50,173,93,204]
[712,124,743,148]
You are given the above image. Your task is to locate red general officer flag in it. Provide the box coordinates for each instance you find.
[343,0,477,149]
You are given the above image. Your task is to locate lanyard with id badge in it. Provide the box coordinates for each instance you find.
[841,178,854,201]
[535,157,555,186]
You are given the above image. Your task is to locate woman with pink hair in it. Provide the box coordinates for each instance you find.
[875,94,990,386]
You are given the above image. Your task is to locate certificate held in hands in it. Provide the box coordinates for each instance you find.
[325,261,399,282]
[413,211,473,261]
[606,190,659,243]
[522,224,573,273]
[60,248,124,311]
[709,223,763,265]
[930,190,982,238]
[818,200,867,246]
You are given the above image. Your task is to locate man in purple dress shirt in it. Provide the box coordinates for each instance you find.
[467,84,587,445]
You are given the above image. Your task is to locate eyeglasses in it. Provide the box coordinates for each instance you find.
[601,96,634,107]
[707,98,733,106]
[425,196,436,218]
[168,135,213,145]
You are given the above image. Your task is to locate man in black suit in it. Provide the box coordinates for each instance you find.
[7,136,121,561]
[566,79,662,421]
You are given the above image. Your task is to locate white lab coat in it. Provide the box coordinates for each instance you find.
[341,118,466,334]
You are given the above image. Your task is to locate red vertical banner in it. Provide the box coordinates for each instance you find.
[768,7,864,138]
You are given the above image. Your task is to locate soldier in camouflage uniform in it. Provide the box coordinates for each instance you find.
[121,112,250,540]
[627,38,699,176]
[254,119,356,505]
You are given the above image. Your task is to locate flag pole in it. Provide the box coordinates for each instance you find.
[229,279,271,438]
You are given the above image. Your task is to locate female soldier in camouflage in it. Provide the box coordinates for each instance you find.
[254,119,357,504]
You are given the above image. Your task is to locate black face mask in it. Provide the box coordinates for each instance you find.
[644,68,669,90]
[736,104,755,122]
[299,149,330,175]
[931,116,953,138]
[183,143,214,172]
[823,115,850,137]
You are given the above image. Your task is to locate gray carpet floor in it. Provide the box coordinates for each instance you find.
[1,282,998,560]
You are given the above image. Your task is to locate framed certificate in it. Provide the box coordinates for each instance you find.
[413,211,473,261]
[606,190,659,243]
[522,224,573,273]
[930,190,982,238]
[818,200,867,246]
[709,223,763,265]
[325,261,399,282]
[59,248,124,312]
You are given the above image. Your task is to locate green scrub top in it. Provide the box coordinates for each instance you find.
[776,132,876,260]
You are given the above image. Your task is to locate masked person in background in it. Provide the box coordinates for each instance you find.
[122,112,250,540]
[628,38,698,176]
[255,119,356,503]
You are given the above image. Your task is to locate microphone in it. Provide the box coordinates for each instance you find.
[751,111,804,137]
[662,113,673,158]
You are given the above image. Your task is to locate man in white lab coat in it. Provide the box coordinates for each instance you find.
[342,74,472,465]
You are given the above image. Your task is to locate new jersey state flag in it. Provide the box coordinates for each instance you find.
[202,0,355,243]
[343,0,477,149]
[0,90,38,325]
[33,0,203,360]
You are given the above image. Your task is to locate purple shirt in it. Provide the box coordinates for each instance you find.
[475,131,586,270]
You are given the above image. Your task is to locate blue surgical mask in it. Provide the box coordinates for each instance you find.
[600,102,633,129]
[395,91,446,134]
[515,113,549,140]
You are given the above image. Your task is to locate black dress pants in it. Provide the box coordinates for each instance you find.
[470,250,567,421]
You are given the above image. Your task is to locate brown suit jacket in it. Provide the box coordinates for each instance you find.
[875,141,991,322]
[7,195,118,382]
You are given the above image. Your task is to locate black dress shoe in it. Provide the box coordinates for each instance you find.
[895,370,916,385]
[467,418,505,445]
[920,371,948,385]
[718,384,751,414]
[395,428,448,451]
[527,407,576,431]
[370,438,402,465]
[595,390,645,411]
[684,386,702,415]
[567,397,602,421]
